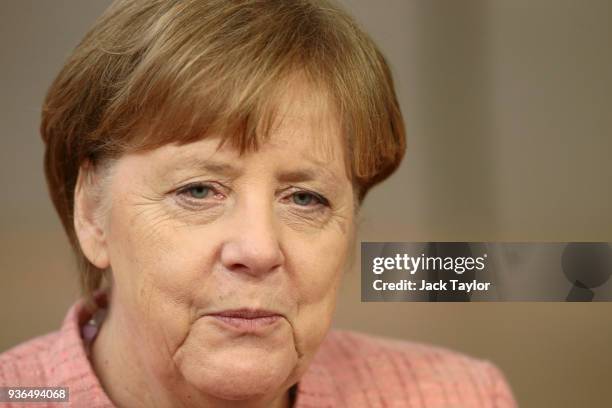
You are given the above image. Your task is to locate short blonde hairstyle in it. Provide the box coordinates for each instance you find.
[41,0,406,301]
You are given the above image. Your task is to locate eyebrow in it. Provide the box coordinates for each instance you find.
[176,156,243,178]
[173,154,342,188]
[277,168,336,185]
[279,162,347,196]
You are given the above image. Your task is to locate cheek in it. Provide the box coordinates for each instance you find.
[287,224,354,356]
[109,204,202,298]
[106,202,219,355]
[293,238,347,301]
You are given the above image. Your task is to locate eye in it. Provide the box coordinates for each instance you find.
[186,184,211,199]
[176,182,225,203]
[289,190,329,208]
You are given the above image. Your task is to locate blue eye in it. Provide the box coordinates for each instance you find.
[173,182,226,211]
[292,191,326,207]
[186,184,211,199]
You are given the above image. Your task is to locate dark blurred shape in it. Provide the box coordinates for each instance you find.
[563,243,612,302]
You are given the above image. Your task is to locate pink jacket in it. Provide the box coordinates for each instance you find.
[0,299,517,407]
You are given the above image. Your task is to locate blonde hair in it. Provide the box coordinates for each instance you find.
[41,0,406,301]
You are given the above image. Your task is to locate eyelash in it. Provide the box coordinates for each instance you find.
[175,182,330,211]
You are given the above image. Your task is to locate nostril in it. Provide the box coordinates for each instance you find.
[228,263,249,273]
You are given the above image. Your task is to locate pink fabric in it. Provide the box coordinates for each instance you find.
[0,299,517,407]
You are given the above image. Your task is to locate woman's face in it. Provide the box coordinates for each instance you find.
[90,82,356,402]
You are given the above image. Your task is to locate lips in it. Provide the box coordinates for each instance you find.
[206,308,283,333]
[210,308,281,319]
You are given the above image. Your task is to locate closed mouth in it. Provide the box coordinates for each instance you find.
[207,308,282,319]
[205,308,284,332]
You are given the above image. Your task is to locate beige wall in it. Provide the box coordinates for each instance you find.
[1,1,611,407]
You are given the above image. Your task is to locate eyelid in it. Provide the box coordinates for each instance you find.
[177,181,225,195]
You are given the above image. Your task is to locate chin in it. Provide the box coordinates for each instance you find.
[177,343,299,401]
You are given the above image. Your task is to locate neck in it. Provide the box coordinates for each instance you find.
[90,302,292,408]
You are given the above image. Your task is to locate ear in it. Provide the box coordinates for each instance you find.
[73,160,111,269]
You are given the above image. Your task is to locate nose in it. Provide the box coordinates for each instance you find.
[219,200,285,277]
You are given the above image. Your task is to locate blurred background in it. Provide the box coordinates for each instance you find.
[1,1,611,407]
